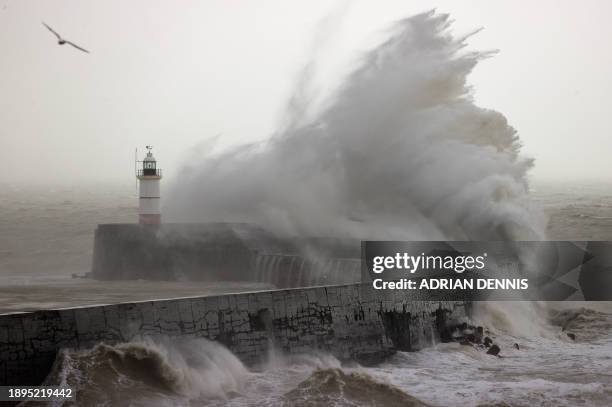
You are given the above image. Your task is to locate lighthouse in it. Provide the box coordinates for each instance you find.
[136,146,162,224]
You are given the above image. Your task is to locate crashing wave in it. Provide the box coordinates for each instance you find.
[166,11,544,242]
[41,337,249,406]
[282,368,429,407]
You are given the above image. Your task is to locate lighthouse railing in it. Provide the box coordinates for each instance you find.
[136,168,162,177]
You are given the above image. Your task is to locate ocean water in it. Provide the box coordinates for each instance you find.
[2,181,611,406]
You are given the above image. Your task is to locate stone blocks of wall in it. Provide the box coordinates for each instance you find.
[0,284,468,386]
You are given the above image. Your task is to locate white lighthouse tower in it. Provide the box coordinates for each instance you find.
[136,146,162,224]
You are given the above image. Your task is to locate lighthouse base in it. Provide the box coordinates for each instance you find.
[139,214,161,224]
[91,222,361,285]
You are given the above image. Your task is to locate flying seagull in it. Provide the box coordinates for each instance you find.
[42,22,89,53]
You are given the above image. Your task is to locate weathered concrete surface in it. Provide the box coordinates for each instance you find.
[0,283,468,386]
[91,223,361,286]
[92,223,264,281]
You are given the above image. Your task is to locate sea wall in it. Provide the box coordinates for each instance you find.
[91,223,262,281]
[92,223,361,286]
[0,283,469,386]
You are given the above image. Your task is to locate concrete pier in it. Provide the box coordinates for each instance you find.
[91,223,361,286]
[0,283,469,386]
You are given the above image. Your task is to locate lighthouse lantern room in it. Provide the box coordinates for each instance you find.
[136,146,162,224]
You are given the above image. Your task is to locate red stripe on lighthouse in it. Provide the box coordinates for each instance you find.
[139,214,161,224]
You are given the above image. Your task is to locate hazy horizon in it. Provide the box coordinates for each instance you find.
[1,0,611,186]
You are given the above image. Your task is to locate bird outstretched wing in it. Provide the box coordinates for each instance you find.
[65,41,90,53]
[42,22,62,40]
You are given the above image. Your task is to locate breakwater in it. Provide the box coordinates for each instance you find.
[92,223,361,286]
[0,283,469,386]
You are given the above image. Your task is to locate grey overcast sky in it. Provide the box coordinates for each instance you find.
[1,0,611,186]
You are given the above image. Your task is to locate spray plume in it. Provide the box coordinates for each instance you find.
[166,11,544,241]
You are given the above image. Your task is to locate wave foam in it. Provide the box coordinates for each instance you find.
[282,368,429,407]
[166,11,544,242]
[44,337,249,406]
